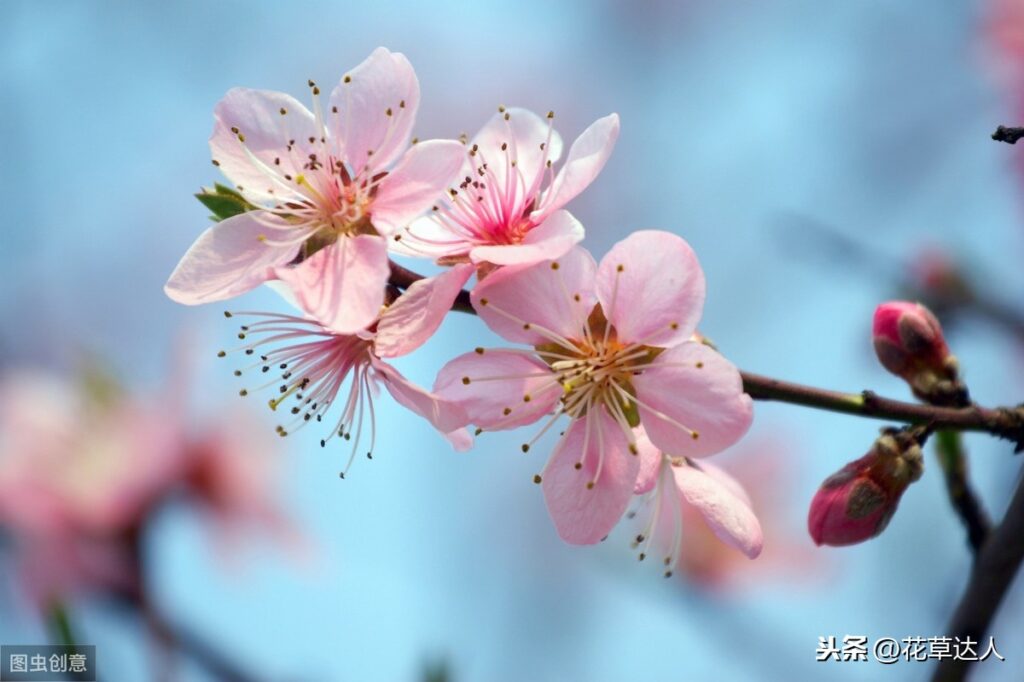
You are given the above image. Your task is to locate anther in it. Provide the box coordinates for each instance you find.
[532,474,542,484]
[474,347,485,355]
[462,376,471,385]
[521,444,529,453]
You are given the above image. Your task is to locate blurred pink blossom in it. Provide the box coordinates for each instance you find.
[0,366,301,608]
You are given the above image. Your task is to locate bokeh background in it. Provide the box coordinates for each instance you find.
[3,1,1024,680]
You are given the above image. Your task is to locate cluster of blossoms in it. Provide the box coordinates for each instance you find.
[165,47,762,572]
[0,368,296,610]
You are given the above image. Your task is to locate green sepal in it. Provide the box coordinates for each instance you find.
[195,183,253,222]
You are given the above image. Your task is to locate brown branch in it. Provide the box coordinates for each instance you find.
[935,430,991,554]
[388,260,1024,447]
[933,473,1024,681]
[992,125,1024,145]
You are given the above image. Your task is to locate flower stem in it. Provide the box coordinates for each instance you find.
[388,260,1024,446]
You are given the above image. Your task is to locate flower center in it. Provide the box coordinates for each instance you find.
[400,108,557,253]
[538,306,655,428]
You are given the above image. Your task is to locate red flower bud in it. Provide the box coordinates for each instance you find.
[808,432,924,547]
[872,301,963,404]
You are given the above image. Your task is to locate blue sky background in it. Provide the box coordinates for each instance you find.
[3,1,1024,680]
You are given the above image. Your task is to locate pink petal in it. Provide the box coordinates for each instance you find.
[673,461,763,559]
[273,235,389,334]
[444,428,474,452]
[372,139,467,236]
[434,350,560,429]
[165,212,298,304]
[595,230,706,347]
[632,427,663,495]
[469,210,584,266]
[471,107,564,205]
[389,215,470,260]
[532,113,619,222]
[542,409,640,545]
[329,47,419,175]
[471,246,597,345]
[375,264,474,358]
[632,342,752,458]
[209,88,319,202]
[695,460,754,509]
[371,359,468,433]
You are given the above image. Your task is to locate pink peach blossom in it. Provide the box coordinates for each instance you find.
[165,47,465,334]
[631,428,763,576]
[0,371,184,536]
[434,231,753,544]
[393,107,619,267]
[222,264,474,474]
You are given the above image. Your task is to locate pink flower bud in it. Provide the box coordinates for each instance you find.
[808,433,924,547]
[873,301,963,404]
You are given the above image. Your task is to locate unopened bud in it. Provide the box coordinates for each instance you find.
[872,301,964,405]
[808,430,924,547]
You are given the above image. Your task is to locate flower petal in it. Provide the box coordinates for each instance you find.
[673,461,763,559]
[595,230,705,347]
[694,460,754,509]
[471,107,564,206]
[469,210,584,266]
[375,264,474,358]
[273,235,389,334]
[165,212,298,305]
[632,342,752,458]
[471,246,597,345]
[632,427,663,495]
[444,428,474,452]
[371,359,468,433]
[542,409,640,545]
[372,139,466,236]
[389,214,470,260]
[209,88,319,202]
[434,350,560,430]
[329,47,419,174]
[532,113,619,222]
